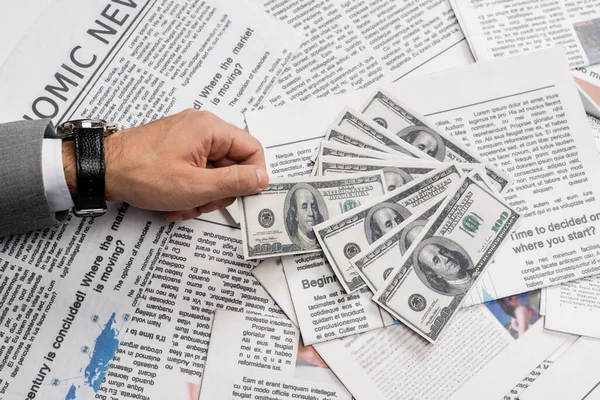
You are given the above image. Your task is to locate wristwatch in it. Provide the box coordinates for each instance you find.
[57,119,119,217]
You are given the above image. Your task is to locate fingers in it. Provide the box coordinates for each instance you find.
[167,163,267,219]
[197,164,269,203]
[196,112,266,170]
[158,111,269,218]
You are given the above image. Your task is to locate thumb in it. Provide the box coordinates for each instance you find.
[200,164,269,202]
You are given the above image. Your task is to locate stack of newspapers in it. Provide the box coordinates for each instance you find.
[5,0,600,399]
[239,87,520,343]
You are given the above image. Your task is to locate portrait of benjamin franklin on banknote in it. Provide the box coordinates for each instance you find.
[396,126,446,161]
[364,203,412,244]
[284,183,327,250]
[399,219,428,255]
[412,237,474,296]
[382,167,413,192]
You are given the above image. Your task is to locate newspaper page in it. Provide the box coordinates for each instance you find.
[281,253,394,345]
[253,252,571,400]
[253,257,299,325]
[94,212,350,400]
[0,206,172,400]
[321,310,567,400]
[544,276,600,338]
[87,213,283,400]
[0,0,302,127]
[0,0,303,397]
[245,0,475,181]
[198,310,351,400]
[250,0,471,108]
[455,330,578,400]
[248,47,600,305]
[520,337,600,400]
[450,0,600,68]
[589,114,600,149]
[542,116,600,338]
[450,0,600,119]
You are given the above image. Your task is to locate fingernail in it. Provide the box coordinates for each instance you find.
[166,215,183,222]
[256,169,267,189]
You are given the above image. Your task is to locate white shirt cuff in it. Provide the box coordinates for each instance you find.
[42,139,74,212]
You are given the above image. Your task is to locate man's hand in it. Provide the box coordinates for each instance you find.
[63,110,269,221]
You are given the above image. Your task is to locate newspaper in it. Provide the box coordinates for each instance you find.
[453,329,578,400]
[253,257,299,326]
[0,207,171,399]
[520,337,600,400]
[589,115,600,149]
[449,0,600,119]
[253,256,573,400]
[519,116,600,339]
[0,0,301,397]
[92,214,351,400]
[318,141,408,162]
[248,47,600,306]
[0,0,302,127]
[198,310,351,400]
[0,208,294,399]
[88,213,287,400]
[544,277,600,339]
[280,253,394,345]
[450,0,600,68]
[245,0,474,183]
[251,0,472,107]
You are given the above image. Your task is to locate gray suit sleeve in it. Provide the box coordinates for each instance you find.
[0,119,68,235]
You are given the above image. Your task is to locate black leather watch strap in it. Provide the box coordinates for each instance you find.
[73,125,107,216]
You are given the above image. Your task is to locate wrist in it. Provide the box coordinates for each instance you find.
[104,131,124,202]
[61,131,124,202]
[62,140,76,195]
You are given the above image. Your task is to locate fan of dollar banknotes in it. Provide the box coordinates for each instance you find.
[239,88,520,343]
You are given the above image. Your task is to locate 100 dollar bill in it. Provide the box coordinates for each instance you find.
[373,176,520,343]
[333,107,432,160]
[240,172,388,260]
[323,125,405,156]
[311,138,409,176]
[310,124,404,165]
[350,170,496,293]
[320,141,408,161]
[319,156,446,192]
[361,88,511,192]
[313,164,462,293]
[351,202,442,292]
